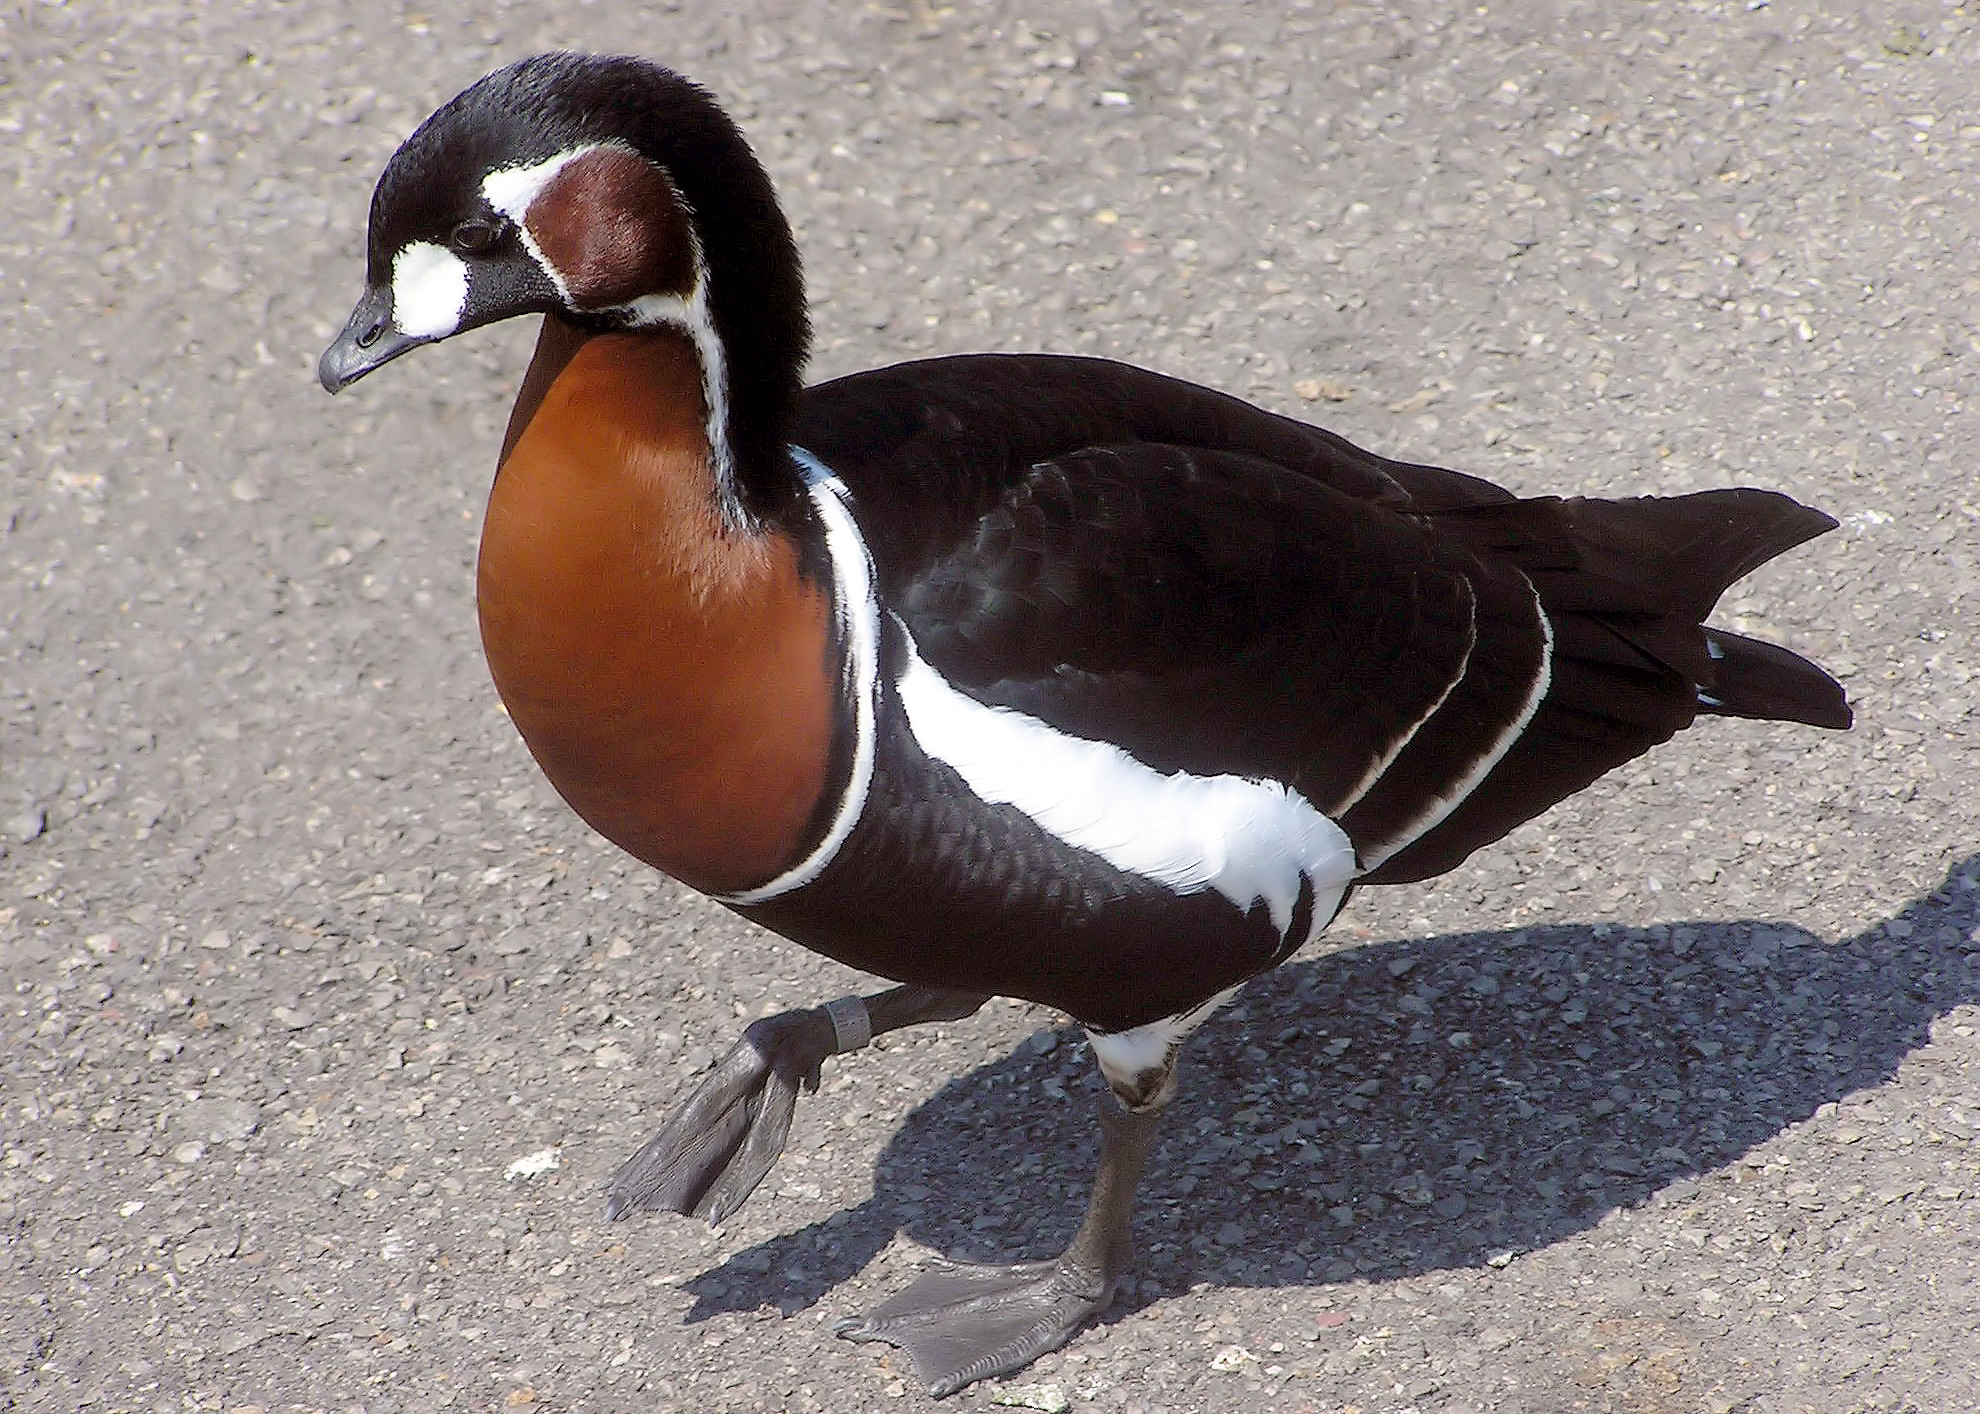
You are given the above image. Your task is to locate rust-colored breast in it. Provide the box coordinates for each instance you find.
[477,319,836,895]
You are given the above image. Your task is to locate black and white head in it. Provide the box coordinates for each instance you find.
[319,54,809,481]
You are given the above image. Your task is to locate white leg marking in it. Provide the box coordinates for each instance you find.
[716,456,879,905]
[389,242,467,340]
[1361,577,1556,870]
[1088,984,1242,1096]
[896,646,1357,936]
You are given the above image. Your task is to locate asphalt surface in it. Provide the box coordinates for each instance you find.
[4,2,1977,1411]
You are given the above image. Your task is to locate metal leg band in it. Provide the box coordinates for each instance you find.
[823,995,872,1054]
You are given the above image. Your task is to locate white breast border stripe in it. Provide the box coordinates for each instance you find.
[1333,581,1479,814]
[717,450,879,906]
[1361,575,1554,870]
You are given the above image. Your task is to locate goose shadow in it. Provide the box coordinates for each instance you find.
[677,855,1980,1321]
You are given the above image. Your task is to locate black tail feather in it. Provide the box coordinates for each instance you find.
[1553,489,1838,623]
[1700,628,1852,730]
[1365,487,1850,885]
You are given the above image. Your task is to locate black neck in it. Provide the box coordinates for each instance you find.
[563,56,811,522]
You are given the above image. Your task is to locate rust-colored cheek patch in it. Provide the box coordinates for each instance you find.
[527,148,697,308]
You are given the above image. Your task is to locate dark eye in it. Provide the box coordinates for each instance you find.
[449,219,504,255]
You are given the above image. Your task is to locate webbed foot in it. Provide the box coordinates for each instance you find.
[606,1005,835,1224]
[605,986,988,1226]
[835,1249,1125,1396]
[837,1093,1164,1396]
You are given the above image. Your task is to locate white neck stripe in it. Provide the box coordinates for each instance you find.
[482,144,624,307]
[604,269,740,527]
[483,144,743,527]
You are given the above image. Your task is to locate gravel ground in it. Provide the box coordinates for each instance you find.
[5,2,1978,1411]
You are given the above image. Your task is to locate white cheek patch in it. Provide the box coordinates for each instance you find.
[390,241,469,340]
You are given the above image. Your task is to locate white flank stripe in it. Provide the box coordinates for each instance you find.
[1333,585,1479,814]
[716,454,880,906]
[389,241,468,340]
[1361,578,1556,870]
[897,650,1357,937]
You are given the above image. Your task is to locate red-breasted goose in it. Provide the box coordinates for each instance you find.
[319,53,1851,1397]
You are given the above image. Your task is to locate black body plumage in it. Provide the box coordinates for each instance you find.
[775,354,1846,1005]
[323,54,1854,1393]
[330,45,1853,1057]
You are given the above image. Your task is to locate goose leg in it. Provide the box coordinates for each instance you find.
[836,1089,1165,1398]
[606,984,987,1225]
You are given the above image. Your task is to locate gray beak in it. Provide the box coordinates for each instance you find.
[318,285,426,393]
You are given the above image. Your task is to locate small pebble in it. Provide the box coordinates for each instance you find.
[1209,1344,1258,1372]
[503,1147,561,1181]
[180,1098,261,1143]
